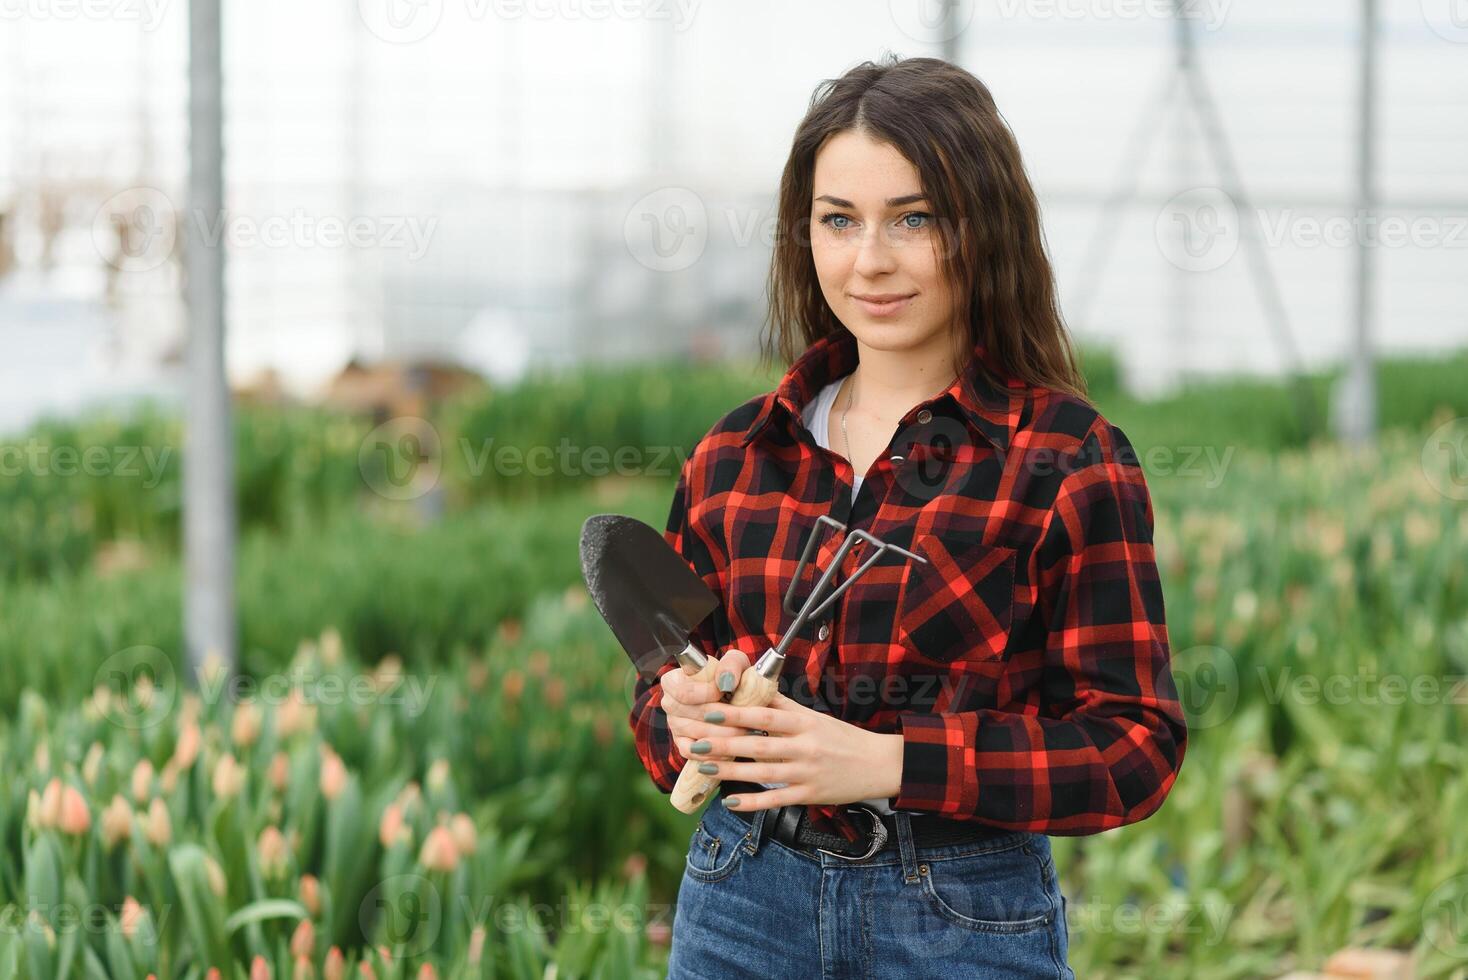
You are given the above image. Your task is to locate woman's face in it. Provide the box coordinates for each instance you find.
[809,129,959,358]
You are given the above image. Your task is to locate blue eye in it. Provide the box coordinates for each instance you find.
[816,211,932,233]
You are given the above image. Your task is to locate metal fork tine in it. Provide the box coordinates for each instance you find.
[783,514,846,617]
[774,526,927,657]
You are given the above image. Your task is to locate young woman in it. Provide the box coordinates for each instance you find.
[630,55,1188,979]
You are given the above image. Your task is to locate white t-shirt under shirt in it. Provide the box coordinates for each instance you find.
[742,373,910,816]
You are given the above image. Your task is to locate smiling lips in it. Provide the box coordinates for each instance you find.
[851,292,915,317]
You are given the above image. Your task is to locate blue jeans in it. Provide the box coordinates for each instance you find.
[667,798,1074,979]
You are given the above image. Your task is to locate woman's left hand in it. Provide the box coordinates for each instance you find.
[689,690,904,811]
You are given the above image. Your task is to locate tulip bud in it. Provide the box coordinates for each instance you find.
[292,956,315,980]
[25,789,42,831]
[145,798,172,847]
[131,759,155,804]
[323,948,345,980]
[449,813,476,856]
[299,874,321,917]
[418,826,458,873]
[249,955,270,980]
[102,795,132,849]
[212,754,246,800]
[120,896,145,938]
[159,760,180,794]
[417,965,438,980]
[268,752,290,793]
[501,669,524,703]
[83,742,105,788]
[58,784,91,835]
[426,759,449,794]
[277,689,318,739]
[173,721,201,770]
[467,926,486,966]
[36,777,64,828]
[319,749,347,802]
[258,826,289,879]
[379,803,409,849]
[320,627,343,666]
[232,702,262,749]
[203,854,227,898]
[290,919,315,959]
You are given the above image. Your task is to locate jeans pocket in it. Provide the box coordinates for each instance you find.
[684,817,748,883]
[917,839,1054,934]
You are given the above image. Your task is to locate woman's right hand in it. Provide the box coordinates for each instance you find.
[661,649,753,760]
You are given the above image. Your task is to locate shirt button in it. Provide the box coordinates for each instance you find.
[916,409,932,424]
[817,624,830,641]
[890,454,904,464]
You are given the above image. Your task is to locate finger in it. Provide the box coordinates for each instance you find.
[668,719,763,742]
[696,702,799,736]
[713,649,751,694]
[765,690,809,713]
[722,786,803,812]
[663,673,722,708]
[688,734,792,761]
[673,735,738,761]
[684,758,795,785]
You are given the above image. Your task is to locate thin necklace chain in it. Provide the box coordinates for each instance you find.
[841,367,960,470]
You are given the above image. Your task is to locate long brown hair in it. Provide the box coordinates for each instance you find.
[760,54,1088,401]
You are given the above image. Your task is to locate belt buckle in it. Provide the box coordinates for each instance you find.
[816,804,889,862]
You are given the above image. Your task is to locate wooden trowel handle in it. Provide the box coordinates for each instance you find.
[669,666,779,814]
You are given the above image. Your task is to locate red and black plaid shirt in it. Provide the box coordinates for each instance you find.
[631,328,1187,843]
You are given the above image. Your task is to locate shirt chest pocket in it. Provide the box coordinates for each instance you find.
[896,531,1018,664]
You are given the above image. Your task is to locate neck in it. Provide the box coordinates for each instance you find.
[846,333,960,419]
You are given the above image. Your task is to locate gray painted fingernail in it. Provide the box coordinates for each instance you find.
[717,672,735,693]
[691,740,711,754]
[698,762,718,774]
[703,710,725,724]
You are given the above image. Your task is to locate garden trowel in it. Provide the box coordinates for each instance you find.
[579,513,739,812]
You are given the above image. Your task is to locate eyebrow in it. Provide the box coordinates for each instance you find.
[814,193,928,208]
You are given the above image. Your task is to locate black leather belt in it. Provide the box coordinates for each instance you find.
[717,781,1008,861]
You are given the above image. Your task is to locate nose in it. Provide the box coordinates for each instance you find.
[851,222,899,279]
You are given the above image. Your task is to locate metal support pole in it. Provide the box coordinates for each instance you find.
[184,0,237,682]
[1335,0,1379,446]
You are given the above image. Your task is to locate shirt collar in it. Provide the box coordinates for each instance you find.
[739,329,1021,455]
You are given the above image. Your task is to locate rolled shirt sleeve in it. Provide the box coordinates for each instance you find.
[891,419,1189,835]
